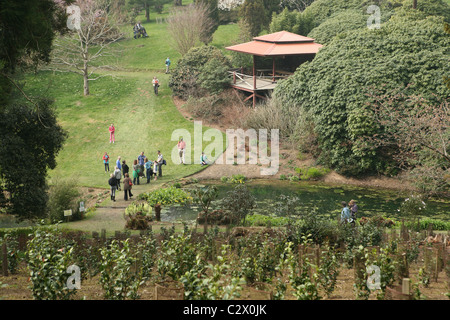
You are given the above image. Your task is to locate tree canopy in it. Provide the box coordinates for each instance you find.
[274,9,450,176]
[0,0,69,220]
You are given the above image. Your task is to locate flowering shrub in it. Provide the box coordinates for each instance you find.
[399,195,427,218]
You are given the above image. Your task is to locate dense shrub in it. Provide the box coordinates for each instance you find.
[269,7,315,36]
[99,239,141,300]
[306,9,369,45]
[241,95,300,139]
[47,177,83,223]
[26,228,77,300]
[274,11,450,176]
[169,45,231,99]
[405,218,450,231]
[295,167,330,180]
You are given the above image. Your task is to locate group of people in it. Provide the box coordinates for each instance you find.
[340,200,358,225]
[176,138,210,166]
[105,151,165,201]
[133,21,149,39]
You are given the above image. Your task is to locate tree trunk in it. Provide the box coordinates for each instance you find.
[145,4,150,22]
[155,204,161,221]
[83,71,89,96]
[203,211,208,234]
[174,0,182,6]
[83,58,89,96]
[413,0,417,9]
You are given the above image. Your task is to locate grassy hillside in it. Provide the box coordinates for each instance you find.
[22,9,234,188]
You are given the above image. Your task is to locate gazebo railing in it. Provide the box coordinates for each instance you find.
[228,71,254,87]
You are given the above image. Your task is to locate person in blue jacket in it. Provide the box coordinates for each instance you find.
[340,201,352,224]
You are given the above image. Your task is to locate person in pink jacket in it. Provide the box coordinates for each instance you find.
[177,138,186,164]
[109,123,115,143]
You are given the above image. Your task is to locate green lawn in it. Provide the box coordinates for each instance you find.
[25,70,225,188]
[22,5,236,188]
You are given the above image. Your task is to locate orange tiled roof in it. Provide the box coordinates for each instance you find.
[226,31,322,56]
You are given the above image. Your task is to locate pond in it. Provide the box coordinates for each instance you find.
[160,179,450,223]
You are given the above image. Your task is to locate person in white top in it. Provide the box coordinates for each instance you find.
[152,76,159,95]
[156,150,164,178]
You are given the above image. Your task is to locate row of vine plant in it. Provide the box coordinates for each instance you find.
[1,219,448,300]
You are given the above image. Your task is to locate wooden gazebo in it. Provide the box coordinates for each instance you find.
[226,31,323,107]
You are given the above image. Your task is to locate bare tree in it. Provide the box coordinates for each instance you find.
[279,0,315,12]
[364,88,449,194]
[167,2,215,55]
[47,0,124,95]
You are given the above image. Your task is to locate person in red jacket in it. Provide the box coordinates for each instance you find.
[103,152,110,172]
[109,123,115,143]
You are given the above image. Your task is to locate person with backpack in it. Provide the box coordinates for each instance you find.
[108,173,117,202]
[156,150,164,177]
[152,76,160,95]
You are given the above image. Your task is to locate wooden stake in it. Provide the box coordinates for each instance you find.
[2,242,8,277]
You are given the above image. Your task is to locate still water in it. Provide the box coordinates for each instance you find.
[161,180,450,222]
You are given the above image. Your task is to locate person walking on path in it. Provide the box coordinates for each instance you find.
[144,158,153,183]
[109,124,115,143]
[152,76,159,95]
[177,138,186,164]
[108,173,117,202]
[122,173,133,201]
[132,159,140,185]
[114,165,122,191]
[165,57,171,73]
[116,156,122,170]
[122,160,129,177]
[138,152,146,178]
[103,152,110,172]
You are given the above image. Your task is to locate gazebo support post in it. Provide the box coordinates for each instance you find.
[272,57,276,82]
[253,55,256,108]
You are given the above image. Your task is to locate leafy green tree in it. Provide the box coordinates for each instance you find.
[306,9,369,44]
[274,11,450,176]
[128,0,154,22]
[0,100,67,220]
[269,7,315,35]
[169,45,231,99]
[195,0,220,43]
[222,184,256,225]
[0,0,68,221]
[238,0,267,36]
